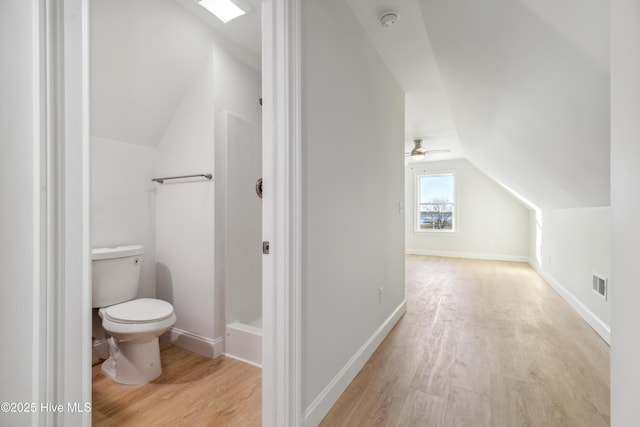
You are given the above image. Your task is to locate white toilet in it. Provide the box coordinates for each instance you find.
[92,245,176,385]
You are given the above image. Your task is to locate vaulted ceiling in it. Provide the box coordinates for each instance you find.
[93,0,610,210]
[91,0,260,147]
[347,0,610,209]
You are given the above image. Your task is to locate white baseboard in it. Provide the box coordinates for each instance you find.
[224,353,263,369]
[528,258,611,344]
[406,248,529,263]
[225,321,262,368]
[161,327,224,358]
[303,300,407,427]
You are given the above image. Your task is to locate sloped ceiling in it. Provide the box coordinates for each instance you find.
[419,0,609,209]
[348,0,610,210]
[91,0,260,147]
[346,0,464,160]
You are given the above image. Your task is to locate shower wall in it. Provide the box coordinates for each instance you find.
[212,46,262,329]
[223,112,262,325]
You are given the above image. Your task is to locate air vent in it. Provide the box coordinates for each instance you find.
[592,273,608,300]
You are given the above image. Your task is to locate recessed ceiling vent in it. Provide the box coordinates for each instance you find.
[592,272,608,300]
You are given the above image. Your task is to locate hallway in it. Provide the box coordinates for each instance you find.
[321,255,610,426]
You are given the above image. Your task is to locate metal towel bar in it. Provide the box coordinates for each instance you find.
[151,173,213,184]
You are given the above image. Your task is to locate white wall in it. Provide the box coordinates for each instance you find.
[156,50,216,343]
[154,42,261,355]
[92,137,157,298]
[0,2,38,425]
[611,1,640,424]
[301,0,405,422]
[405,158,530,261]
[532,207,611,341]
[91,0,217,146]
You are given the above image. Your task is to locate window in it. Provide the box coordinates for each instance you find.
[417,173,455,232]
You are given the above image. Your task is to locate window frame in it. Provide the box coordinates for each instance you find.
[414,171,457,234]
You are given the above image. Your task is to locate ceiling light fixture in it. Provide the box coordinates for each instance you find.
[379,11,400,28]
[410,139,426,160]
[196,0,250,23]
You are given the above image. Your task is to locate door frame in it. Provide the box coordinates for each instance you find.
[49,0,303,425]
[37,0,92,425]
[261,0,302,425]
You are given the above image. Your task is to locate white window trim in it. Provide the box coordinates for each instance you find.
[414,171,458,235]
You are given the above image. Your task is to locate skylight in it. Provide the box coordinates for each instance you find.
[197,0,249,23]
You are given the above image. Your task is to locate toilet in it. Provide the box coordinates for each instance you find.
[92,245,176,385]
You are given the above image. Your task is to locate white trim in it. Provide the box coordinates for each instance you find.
[62,0,93,425]
[406,249,529,263]
[225,322,263,366]
[528,259,611,344]
[33,1,47,424]
[162,328,225,359]
[413,231,460,237]
[262,0,302,425]
[224,353,263,369]
[302,300,407,427]
[414,170,457,233]
[34,1,92,425]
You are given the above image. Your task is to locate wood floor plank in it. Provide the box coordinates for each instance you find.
[443,387,492,427]
[92,343,261,426]
[321,255,610,426]
[94,256,610,426]
[396,389,447,427]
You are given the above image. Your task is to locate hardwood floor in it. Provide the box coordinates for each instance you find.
[320,255,610,426]
[93,256,610,426]
[92,344,261,426]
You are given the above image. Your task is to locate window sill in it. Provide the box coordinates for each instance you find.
[414,229,459,237]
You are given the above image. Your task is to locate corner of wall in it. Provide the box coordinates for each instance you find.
[162,327,224,359]
[302,300,407,427]
[527,260,610,344]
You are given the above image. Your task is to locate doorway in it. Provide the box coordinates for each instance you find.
[90,0,264,421]
[53,0,302,424]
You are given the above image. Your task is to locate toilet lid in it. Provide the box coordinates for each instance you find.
[103,298,174,323]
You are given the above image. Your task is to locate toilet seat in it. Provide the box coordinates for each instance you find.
[101,298,174,324]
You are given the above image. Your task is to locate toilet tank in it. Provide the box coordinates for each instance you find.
[92,245,144,308]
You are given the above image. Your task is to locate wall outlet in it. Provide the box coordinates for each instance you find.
[378,287,384,304]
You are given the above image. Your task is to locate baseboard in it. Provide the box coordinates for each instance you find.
[302,300,407,427]
[225,321,263,368]
[161,327,224,358]
[528,259,611,344]
[224,353,263,369]
[406,248,529,263]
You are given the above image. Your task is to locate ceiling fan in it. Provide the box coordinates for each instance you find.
[405,139,451,160]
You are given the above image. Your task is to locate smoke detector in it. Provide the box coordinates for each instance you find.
[379,11,399,28]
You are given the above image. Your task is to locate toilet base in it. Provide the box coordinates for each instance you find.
[101,336,162,385]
